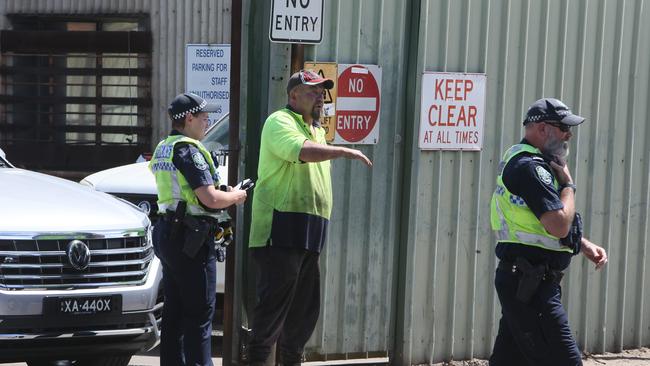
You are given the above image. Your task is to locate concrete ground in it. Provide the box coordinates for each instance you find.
[3,346,649,365]
[430,347,650,366]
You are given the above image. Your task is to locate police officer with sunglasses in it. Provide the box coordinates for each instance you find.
[489,98,608,365]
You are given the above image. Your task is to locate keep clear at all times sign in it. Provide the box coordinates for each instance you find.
[419,72,486,150]
[185,44,230,126]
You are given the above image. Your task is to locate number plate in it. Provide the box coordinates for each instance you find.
[44,295,121,316]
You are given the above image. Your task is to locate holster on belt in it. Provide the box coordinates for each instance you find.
[514,257,547,304]
[181,215,212,258]
[168,201,187,243]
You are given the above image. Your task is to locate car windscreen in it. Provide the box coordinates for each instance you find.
[202,115,229,152]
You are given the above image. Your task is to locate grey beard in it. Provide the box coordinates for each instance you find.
[543,139,569,161]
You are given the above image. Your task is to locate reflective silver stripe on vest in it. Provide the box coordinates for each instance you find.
[493,199,511,242]
[170,169,181,203]
[158,201,181,213]
[514,232,565,250]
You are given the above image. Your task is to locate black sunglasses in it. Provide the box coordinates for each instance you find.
[544,121,571,132]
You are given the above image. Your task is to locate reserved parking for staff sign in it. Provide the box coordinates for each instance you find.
[185,44,230,126]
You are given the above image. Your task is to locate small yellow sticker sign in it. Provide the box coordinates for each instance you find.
[304,62,337,143]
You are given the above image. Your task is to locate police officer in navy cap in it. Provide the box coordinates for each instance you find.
[489,98,608,365]
[150,92,247,366]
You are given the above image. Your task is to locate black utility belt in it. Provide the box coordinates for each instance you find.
[498,257,564,303]
[163,210,220,258]
[162,211,219,225]
[498,258,564,283]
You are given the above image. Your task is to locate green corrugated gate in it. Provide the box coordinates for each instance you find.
[236,0,650,365]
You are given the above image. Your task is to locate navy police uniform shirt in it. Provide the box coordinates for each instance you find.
[495,139,573,270]
[170,130,214,189]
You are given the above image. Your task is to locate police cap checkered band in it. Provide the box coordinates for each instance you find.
[168,93,219,121]
[287,69,334,93]
[523,98,585,126]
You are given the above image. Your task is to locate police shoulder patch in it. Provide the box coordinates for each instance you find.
[535,165,553,185]
[192,152,209,171]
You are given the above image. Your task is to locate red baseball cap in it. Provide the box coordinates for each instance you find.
[286,69,334,94]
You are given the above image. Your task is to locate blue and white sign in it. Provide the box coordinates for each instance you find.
[185,44,230,126]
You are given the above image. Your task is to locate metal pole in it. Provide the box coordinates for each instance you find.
[225,0,242,364]
[290,43,304,74]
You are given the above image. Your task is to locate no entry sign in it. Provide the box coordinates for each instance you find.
[334,64,381,144]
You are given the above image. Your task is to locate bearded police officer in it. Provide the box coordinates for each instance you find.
[489,98,608,365]
[150,93,247,366]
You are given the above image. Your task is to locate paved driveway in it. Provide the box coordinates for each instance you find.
[1,341,223,366]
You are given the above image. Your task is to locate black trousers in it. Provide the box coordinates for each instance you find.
[248,246,321,365]
[489,266,582,366]
[153,218,216,366]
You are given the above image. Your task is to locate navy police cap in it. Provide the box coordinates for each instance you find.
[168,93,219,121]
[523,98,585,126]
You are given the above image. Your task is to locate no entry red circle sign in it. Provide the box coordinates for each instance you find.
[335,65,381,143]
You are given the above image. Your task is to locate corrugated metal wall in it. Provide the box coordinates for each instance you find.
[3,0,649,364]
[0,0,231,143]
[302,0,409,359]
[243,0,650,364]
[399,0,650,364]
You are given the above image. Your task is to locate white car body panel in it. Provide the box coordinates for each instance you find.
[0,149,162,360]
[0,168,149,233]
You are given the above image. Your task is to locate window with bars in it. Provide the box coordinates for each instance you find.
[0,16,152,174]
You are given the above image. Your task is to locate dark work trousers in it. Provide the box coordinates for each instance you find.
[489,266,582,366]
[153,218,217,366]
[248,246,321,366]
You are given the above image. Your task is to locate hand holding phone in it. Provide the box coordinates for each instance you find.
[235,178,255,191]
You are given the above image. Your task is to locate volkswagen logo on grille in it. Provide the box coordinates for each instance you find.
[67,240,91,271]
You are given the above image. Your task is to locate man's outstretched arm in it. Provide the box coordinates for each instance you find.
[299,140,373,166]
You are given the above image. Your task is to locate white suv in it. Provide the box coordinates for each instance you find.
[0,148,162,365]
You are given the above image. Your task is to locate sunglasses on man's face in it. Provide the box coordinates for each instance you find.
[544,121,571,132]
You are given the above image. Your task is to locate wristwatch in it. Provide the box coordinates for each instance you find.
[560,182,577,193]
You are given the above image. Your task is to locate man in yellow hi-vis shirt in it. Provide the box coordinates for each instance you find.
[247,70,372,366]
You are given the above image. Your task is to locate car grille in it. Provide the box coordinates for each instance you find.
[0,236,153,290]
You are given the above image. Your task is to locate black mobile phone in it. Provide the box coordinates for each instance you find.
[237,178,255,191]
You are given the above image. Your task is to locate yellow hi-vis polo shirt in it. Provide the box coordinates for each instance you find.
[249,107,332,252]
